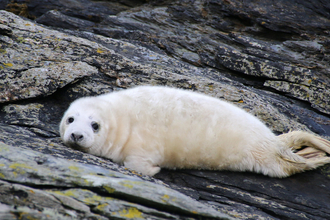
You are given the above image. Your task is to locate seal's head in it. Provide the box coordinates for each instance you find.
[60,97,110,153]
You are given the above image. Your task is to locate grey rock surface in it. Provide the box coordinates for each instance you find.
[1,0,330,219]
[0,143,231,219]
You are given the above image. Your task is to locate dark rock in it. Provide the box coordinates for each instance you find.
[156,169,330,220]
[36,10,95,30]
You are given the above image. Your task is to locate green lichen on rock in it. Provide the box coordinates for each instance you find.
[0,143,232,219]
[264,80,330,114]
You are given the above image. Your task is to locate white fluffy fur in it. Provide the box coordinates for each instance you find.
[60,86,330,177]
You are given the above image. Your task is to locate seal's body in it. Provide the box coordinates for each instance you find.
[60,86,330,177]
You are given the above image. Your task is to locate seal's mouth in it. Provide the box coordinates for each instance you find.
[68,143,89,153]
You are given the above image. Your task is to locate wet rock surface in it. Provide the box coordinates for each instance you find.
[1,0,330,219]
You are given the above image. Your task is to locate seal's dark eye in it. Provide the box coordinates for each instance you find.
[67,117,74,124]
[91,122,99,132]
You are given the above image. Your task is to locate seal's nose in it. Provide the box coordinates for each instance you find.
[71,133,84,142]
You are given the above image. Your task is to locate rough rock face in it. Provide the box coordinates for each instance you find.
[0,0,330,219]
[0,143,230,219]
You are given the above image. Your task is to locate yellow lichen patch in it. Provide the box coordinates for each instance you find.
[119,181,135,189]
[12,171,18,177]
[68,165,81,171]
[25,23,31,26]
[161,194,176,203]
[3,63,13,67]
[16,37,25,43]
[84,194,113,205]
[0,173,5,179]
[9,163,34,170]
[118,207,142,219]
[97,48,104,53]
[51,190,76,197]
[9,163,37,177]
[83,178,90,185]
[96,203,108,210]
[130,170,142,176]
[122,183,134,189]
[103,186,116,194]
[120,180,142,189]
[63,190,76,197]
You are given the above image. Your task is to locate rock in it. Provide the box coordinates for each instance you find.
[36,10,95,30]
[16,0,329,116]
[0,143,232,219]
[0,0,330,219]
[1,61,98,102]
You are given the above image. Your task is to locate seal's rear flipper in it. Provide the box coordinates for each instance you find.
[277,131,330,176]
[278,131,330,155]
[295,147,326,159]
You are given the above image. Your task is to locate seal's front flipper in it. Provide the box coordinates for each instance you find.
[124,155,161,176]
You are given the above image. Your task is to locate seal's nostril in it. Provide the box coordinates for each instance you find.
[71,133,84,142]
